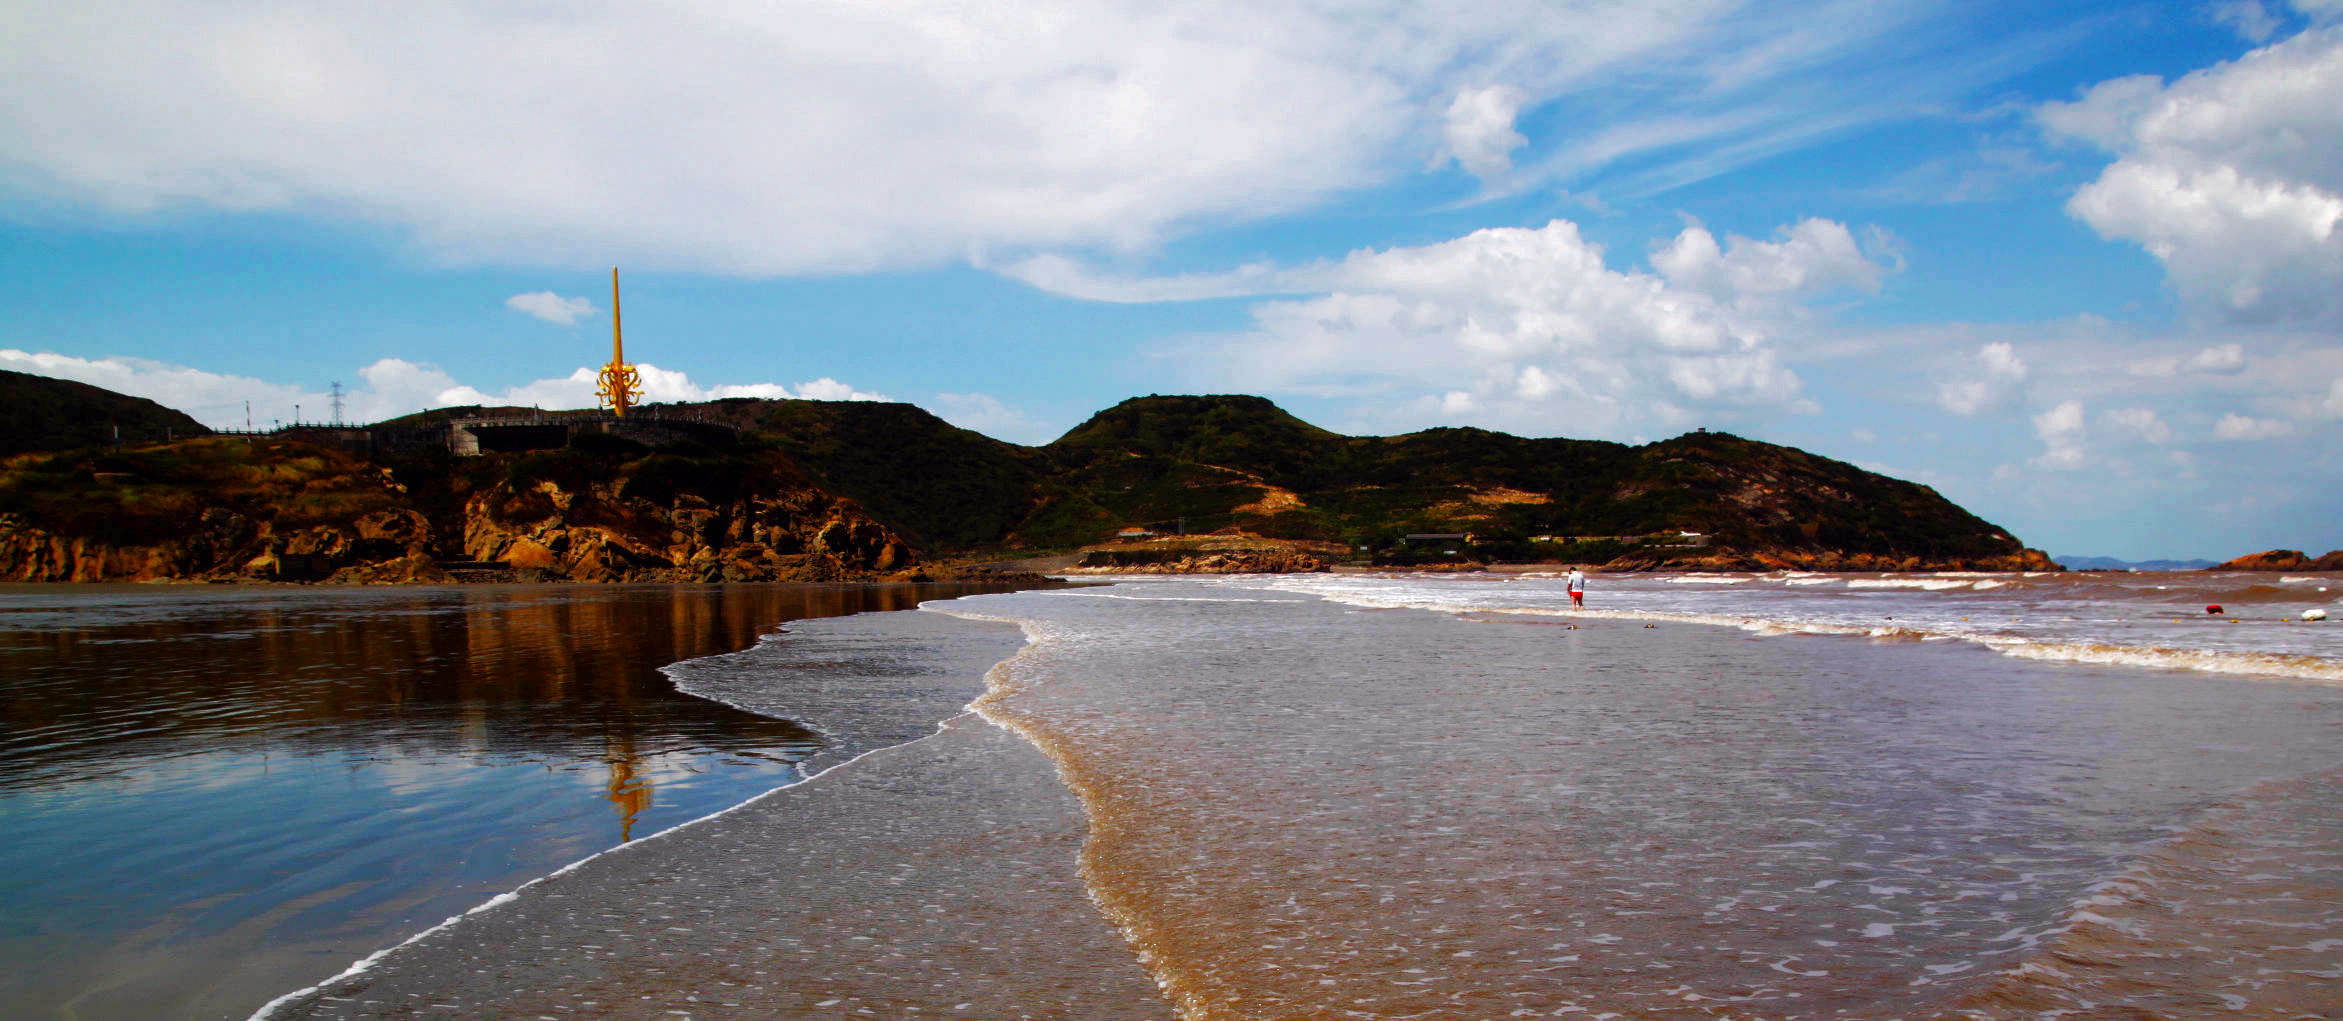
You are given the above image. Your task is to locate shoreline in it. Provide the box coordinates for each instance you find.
[256,594,1171,1016]
[239,577,2343,1017]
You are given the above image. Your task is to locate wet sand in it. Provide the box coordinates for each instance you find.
[261,583,2343,1019]
[260,713,1165,1019]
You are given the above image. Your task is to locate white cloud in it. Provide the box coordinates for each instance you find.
[2042,26,2343,324]
[926,392,1058,445]
[2212,0,2283,42]
[2106,406,2173,444]
[0,349,882,429]
[1935,341,2029,415]
[2031,399,2088,469]
[505,292,597,325]
[787,378,891,403]
[0,2,2081,275]
[1078,216,1890,438]
[2324,377,2343,417]
[0,1,1803,275]
[1650,219,1888,300]
[1441,85,1530,181]
[2126,341,2249,376]
[2212,411,2295,440]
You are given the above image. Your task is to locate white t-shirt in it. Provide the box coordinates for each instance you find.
[1566,570,1585,592]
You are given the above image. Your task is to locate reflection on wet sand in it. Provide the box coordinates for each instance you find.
[1,582,989,795]
[0,580,1031,1021]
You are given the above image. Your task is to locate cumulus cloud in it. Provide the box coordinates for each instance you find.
[1651,219,1890,300]
[1441,85,1530,180]
[2129,342,2249,376]
[928,392,1059,445]
[0,349,884,429]
[1061,216,1891,438]
[505,292,597,325]
[0,1,1783,275]
[2106,406,2173,444]
[1935,341,2029,415]
[2032,400,2088,469]
[2041,26,2343,324]
[0,2,2070,275]
[2212,411,2295,440]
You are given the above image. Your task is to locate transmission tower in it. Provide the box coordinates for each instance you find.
[330,381,345,426]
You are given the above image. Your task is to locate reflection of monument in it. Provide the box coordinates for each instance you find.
[604,729,653,842]
[596,267,643,417]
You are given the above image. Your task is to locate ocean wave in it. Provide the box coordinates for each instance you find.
[1236,576,2343,685]
[1662,575,1755,584]
[1981,639,2343,683]
[1845,578,1975,590]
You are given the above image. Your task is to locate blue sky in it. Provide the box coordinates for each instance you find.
[4,0,2339,561]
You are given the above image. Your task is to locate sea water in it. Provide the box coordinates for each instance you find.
[0,581,1030,1020]
[259,571,2343,1019]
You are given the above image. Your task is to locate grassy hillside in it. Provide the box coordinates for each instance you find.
[0,369,212,457]
[0,374,2047,570]
[730,392,2037,564]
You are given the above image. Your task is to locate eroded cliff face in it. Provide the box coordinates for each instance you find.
[0,507,443,584]
[0,475,913,584]
[459,476,911,583]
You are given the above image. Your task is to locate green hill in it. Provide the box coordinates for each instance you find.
[0,375,2053,576]
[724,393,2045,569]
[0,369,212,458]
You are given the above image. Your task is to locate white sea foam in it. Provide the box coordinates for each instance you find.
[1845,579,1973,590]
[1238,572,2343,686]
[1664,575,1754,584]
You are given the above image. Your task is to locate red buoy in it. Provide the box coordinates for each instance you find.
[2206,604,2224,614]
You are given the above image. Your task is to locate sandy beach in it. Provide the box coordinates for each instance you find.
[257,576,2343,1018]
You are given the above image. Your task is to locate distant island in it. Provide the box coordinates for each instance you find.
[2053,555,2219,571]
[0,374,2060,583]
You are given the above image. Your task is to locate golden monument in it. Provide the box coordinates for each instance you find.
[596,267,643,417]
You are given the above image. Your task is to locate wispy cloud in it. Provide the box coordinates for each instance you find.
[0,1,2085,273]
[505,291,597,325]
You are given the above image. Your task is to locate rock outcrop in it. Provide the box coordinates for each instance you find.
[2214,549,2343,571]
[0,437,917,584]
[1605,547,2063,573]
[458,475,911,583]
[1066,539,1332,575]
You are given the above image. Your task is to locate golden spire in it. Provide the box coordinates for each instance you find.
[596,267,642,417]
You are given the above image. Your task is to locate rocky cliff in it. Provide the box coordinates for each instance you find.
[0,434,914,583]
[2213,549,2343,571]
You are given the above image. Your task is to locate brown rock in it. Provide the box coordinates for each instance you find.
[2217,549,2311,571]
[2216,549,2343,571]
[499,538,561,572]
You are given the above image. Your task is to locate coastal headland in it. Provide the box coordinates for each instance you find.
[2,374,2064,583]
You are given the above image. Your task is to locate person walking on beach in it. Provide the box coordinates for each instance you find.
[1567,566,1586,608]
